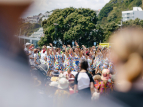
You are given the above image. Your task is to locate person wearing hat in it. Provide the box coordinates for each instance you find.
[97,69,113,95]
[54,77,70,107]
[40,46,47,64]
[24,42,31,55]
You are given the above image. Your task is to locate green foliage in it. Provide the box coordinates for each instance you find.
[38,7,102,47]
[98,3,113,21]
[102,21,119,42]
[103,18,143,43]
[135,0,142,6]
[122,18,143,27]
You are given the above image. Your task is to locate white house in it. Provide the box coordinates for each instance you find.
[42,17,49,21]
[24,15,39,23]
[122,7,143,22]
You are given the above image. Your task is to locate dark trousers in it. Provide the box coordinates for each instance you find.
[78,87,91,100]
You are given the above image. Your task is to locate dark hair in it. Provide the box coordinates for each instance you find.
[62,49,65,52]
[80,59,88,71]
[86,51,90,56]
[73,48,75,52]
[56,48,60,52]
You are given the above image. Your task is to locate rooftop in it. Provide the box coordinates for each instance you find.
[122,7,143,13]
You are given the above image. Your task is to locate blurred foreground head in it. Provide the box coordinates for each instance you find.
[0,0,34,55]
[0,0,33,35]
[110,27,143,92]
[0,1,49,107]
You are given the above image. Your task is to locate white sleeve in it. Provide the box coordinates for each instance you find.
[29,51,31,54]
[45,51,47,56]
[34,54,37,58]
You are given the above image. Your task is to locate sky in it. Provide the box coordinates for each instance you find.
[22,0,110,18]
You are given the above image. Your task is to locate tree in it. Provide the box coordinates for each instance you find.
[107,7,118,22]
[98,3,113,21]
[38,7,99,47]
[102,21,119,42]
[122,18,141,27]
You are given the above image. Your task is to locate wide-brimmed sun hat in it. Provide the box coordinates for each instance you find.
[58,78,69,89]
[25,42,31,46]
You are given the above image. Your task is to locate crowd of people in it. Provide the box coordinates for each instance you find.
[24,41,115,102]
[1,1,143,106]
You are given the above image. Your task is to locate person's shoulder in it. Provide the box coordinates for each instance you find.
[86,72,92,76]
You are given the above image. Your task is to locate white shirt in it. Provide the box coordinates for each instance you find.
[40,50,47,64]
[34,53,38,66]
[40,50,47,60]
[77,72,90,90]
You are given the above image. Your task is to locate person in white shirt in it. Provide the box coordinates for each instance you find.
[40,46,47,64]
[29,46,34,66]
[74,59,94,100]
[24,43,31,55]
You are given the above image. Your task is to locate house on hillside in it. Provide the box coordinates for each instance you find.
[42,11,53,21]
[24,15,39,23]
[122,7,143,21]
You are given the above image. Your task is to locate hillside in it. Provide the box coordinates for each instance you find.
[98,0,142,24]
[16,22,41,36]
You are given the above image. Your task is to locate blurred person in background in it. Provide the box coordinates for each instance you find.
[0,0,48,107]
[93,75,101,89]
[54,77,70,107]
[97,27,143,107]
[24,42,31,55]
[34,49,40,66]
[97,69,113,95]
[40,46,47,64]
[29,46,34,66]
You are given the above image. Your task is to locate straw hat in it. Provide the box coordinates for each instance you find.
[101,69,110,81]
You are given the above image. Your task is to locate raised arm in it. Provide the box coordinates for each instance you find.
[82,45,88,59]
[49,43,56,56]
[63,45,69,57]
